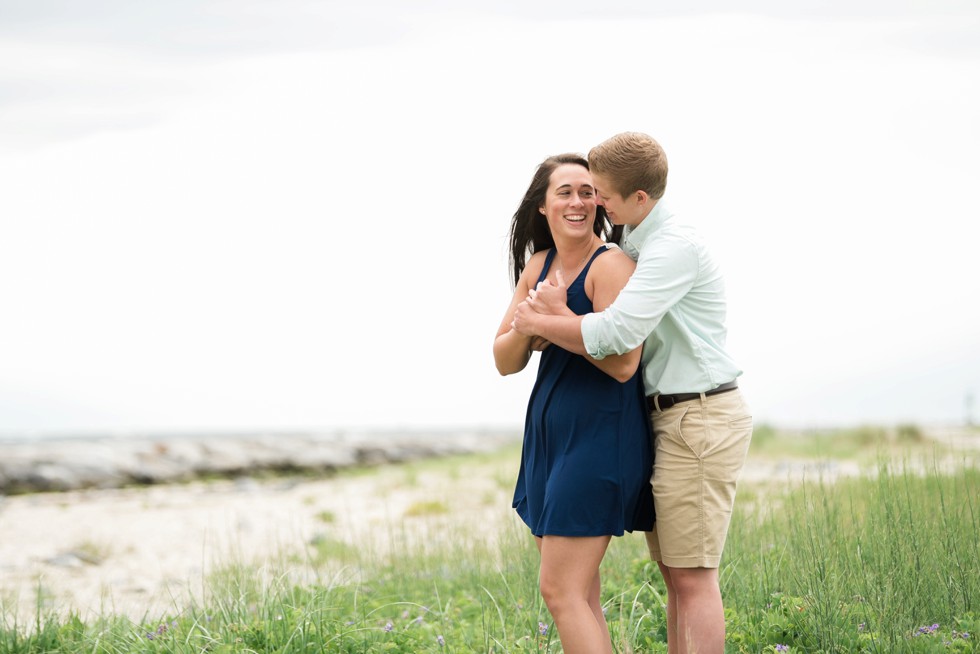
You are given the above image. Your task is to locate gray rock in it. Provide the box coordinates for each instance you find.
[45,553,86,568]
[0,428,522,494]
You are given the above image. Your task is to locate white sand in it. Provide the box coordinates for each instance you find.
[0,453,523,626]
[3,431,976,627]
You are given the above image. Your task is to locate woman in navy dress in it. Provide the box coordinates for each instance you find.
[493,153,655,654]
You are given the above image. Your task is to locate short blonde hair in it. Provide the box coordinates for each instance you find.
[588,132,668,200]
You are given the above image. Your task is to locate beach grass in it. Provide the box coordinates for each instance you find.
[1,427,978,653]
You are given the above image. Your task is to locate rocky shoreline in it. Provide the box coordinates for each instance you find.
[0,428,521,494]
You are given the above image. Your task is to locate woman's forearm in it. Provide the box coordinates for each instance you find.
[493,328,533,376]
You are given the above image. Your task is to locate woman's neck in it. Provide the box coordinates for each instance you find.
[553,234,600,279]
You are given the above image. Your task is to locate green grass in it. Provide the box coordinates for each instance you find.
[403,500,450,517]
[721,454,980,653]
[2,429,979,653]
[747,422,951,462]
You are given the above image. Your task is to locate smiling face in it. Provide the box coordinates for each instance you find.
[538,163,597,238]
[592,171,650,226]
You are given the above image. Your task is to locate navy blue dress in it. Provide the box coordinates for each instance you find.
[513,246,655,537]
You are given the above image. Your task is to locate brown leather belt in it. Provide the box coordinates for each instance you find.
[647,380,738,412]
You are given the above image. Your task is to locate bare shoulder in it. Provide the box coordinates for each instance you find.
[585,244,634,302]
[591,244,636,275]
[520,249,552,286]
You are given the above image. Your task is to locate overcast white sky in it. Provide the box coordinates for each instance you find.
[1,0,979,437]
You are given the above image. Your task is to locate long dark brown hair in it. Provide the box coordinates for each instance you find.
[508,153,622,286]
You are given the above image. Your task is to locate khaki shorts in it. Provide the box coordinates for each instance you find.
[644,388,752,568]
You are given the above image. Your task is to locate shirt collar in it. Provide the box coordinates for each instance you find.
[625,199,670,253]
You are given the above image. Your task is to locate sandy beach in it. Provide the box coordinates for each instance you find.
[2,428,977,629]
[0,446,525,627]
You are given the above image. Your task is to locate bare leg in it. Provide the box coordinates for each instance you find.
[538,535,612,654]
[657,561,679,653]
[661,566,724,654]
[588,569,613,654]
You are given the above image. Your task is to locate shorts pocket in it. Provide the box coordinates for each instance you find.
[653,405,696,459]
[679,402,712,458]
[729,415,753,430]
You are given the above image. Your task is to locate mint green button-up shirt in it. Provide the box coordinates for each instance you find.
[581,201,742,395]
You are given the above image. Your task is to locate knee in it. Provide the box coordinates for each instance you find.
[538,577,559,607]
[538,577,569,615]
[667,568,719,599]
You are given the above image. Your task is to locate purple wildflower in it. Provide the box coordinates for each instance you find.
[383,621,393,633]
[538,621,549,636]
[858,622,866,632]
[776,645,788,652]
[437,634,445,647]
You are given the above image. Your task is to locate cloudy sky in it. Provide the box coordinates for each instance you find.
[1,0,979,437]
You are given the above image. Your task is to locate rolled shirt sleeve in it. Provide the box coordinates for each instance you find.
[583,233,700,359]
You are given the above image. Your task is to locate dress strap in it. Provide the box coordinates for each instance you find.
[578,244,611,280]
[537,248,558,285]
[537,244,610,286]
